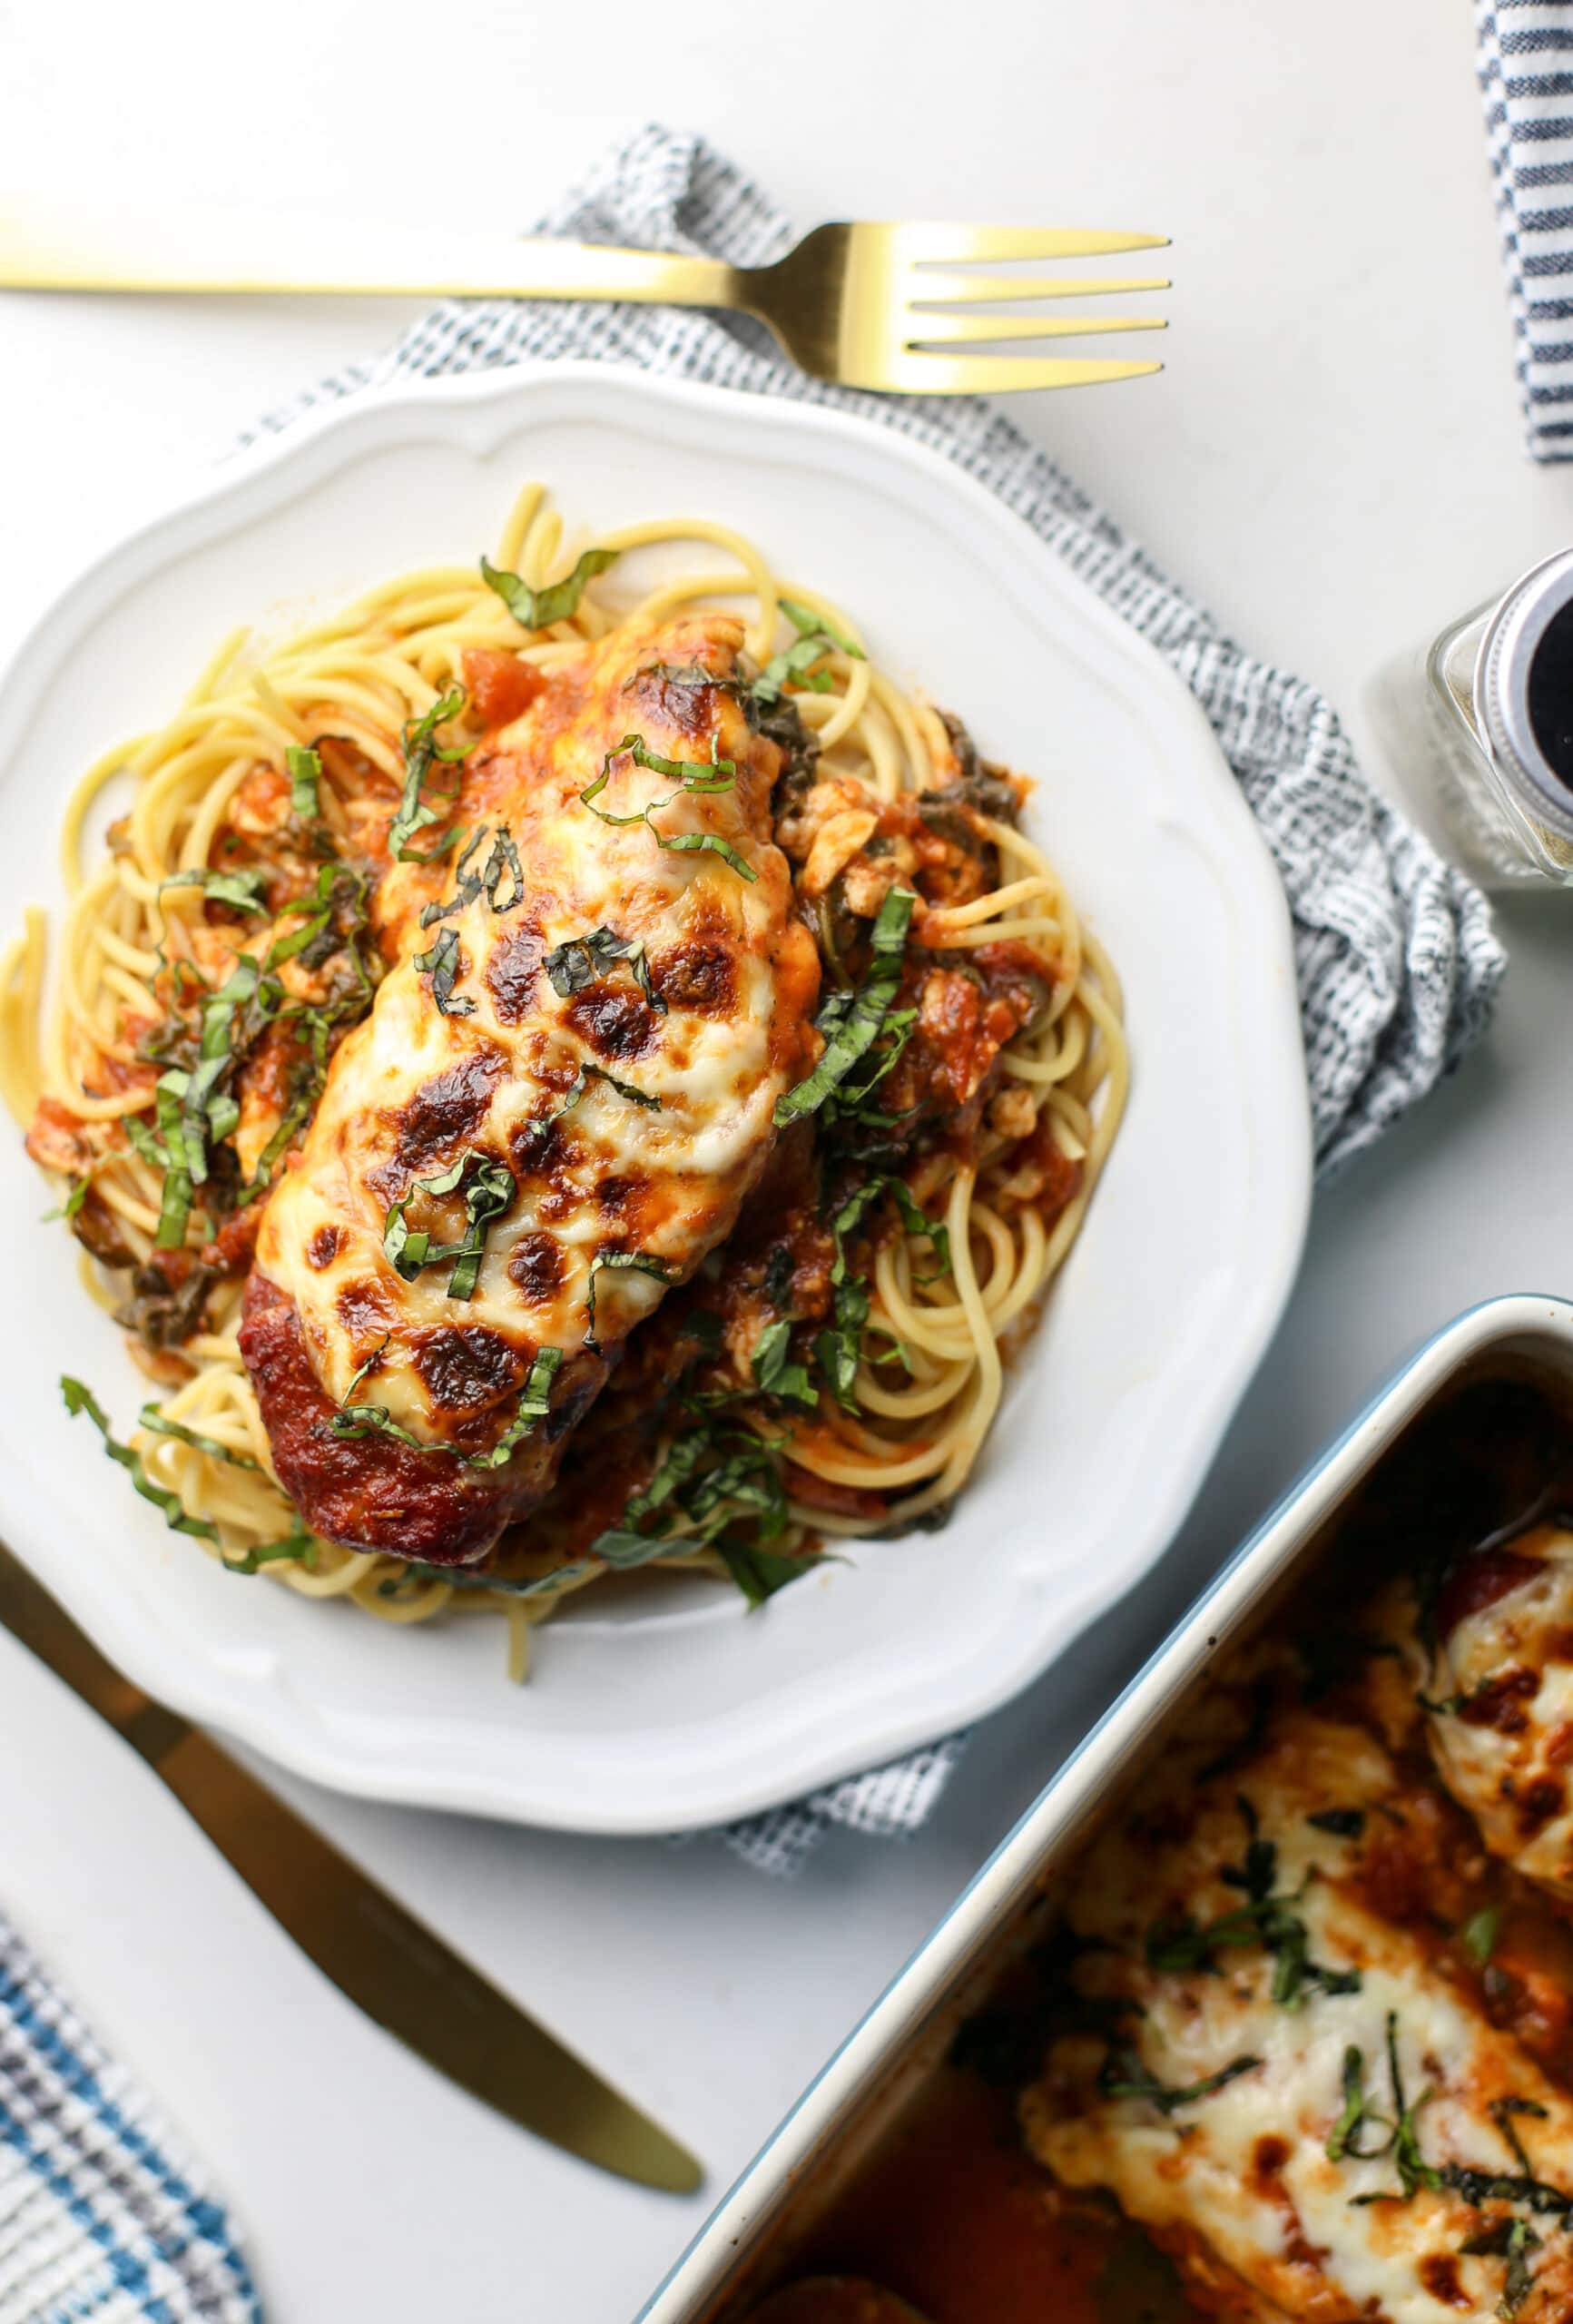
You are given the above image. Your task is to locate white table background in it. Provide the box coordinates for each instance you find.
[3,3,1570,2317]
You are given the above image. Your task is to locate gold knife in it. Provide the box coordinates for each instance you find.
[0,1539,702,2196]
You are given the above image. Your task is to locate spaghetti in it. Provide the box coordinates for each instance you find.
[1,487,1126,1678]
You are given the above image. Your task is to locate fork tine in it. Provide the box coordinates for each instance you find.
[909,273,1171,306]
[897,351,1164,394]
[901,225,1169,264]
[909,312,1167,346]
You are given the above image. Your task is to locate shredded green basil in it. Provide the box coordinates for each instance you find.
[381,1149,515,1300]
[712,1538,812,1608]
[221,1511,319,1575]
[1096,2045,1262,2114]
[62,1377,220,1542]
[579,1420,812,1610]
[413,925,475,1018]
[829,1173,950,1284]
[816,1276,870,1414]
[543,924,663,1011]
[1145,1827,1362,2011]
[1342,2015,1440,2203]
[482,825,524,912]
[579,733,755,881]
[775,887,916,1128]
[159,867,270,916]
[510,1062,659,1173]
[44,1176,91,1224]
[137,1403,260,1470]
[330,1343,562,1468]
[751,1317,818,1413]
[751,599,865,707]
[287,743,321,820]
[584,1251,678,1352]
[1461,1905,1503,1965]
[481,548,619,631]
[389,686,469,863]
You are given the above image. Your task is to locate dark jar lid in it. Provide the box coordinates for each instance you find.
[1477,547,1573,840]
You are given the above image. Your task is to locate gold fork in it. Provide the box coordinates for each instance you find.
[0,217,1169,394]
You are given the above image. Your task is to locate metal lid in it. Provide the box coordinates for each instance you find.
[1476,546,1573,839]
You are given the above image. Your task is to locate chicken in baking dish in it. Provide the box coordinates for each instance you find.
[1013,1460,1573,2323]
[761,1393,1573,2324]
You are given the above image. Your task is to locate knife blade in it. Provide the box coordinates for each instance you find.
[0,1539,702,2196]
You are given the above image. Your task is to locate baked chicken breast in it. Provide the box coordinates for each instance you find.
[240,614,821,1565]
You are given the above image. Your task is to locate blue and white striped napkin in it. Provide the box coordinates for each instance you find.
[0,1909,257,2324]
[1479,0,1573,455]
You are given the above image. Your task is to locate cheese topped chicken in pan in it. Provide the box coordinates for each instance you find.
[997,1484,1573,2324]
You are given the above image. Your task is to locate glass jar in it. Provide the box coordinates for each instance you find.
[1369,547,1573,890]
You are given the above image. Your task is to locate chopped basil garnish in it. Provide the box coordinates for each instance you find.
[713,1538,812,1608]
[511,1062,659,1171]
[413,925,475,1017]
[751,598,865,708]
[287,743,321,820]
[389,686,469,863]
[481,547,619,631]
[1145,1827,1362,2010]
[330,1342,562,1468]
[584,1250,678,1353]
[1461,1905,1502,1965]
[62,1376,220,1543]
[381,1148,515,1300]
[1096,2045,1262,2114]
[137,1403,260,1470]
[829,1172,950,1282]
[483,825,524,912]
[133,955,268,1246]
[159,867,270,916]
[1438,2162,1573,2218]
[222,1511,319,1575]
[752,1317,818,1412]
[816,1275,870,1414]
[1342,2015,1440,2203]
[579,733,756,881]
[575,1419,812,1610]
[775,887,916,1128]
[418,824,487,929]
[543,925,664,1012]
[44,1176,91,1223]
[1325,2045,1391,2162]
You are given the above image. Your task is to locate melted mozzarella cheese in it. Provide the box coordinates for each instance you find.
[255,613,821,1434]
[1023,1706,1573,2322]
[1415,1527,1573,1903]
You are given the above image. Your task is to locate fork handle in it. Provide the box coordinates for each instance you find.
[0,222,742,306]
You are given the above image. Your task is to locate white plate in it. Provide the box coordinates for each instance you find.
[0,363,1311,1834]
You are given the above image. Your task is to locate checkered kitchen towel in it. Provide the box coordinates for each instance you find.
[0,1909,258,2324]
[1478,0,1573,456]
[247,123,1506,1873]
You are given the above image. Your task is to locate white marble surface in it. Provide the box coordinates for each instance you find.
[4,3,1573,2317]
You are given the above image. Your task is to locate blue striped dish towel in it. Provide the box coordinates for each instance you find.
[1479,0,1573,455]
[0,1909,258,2324]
